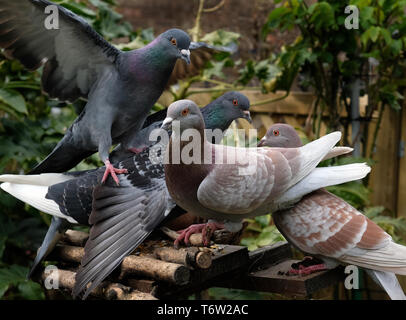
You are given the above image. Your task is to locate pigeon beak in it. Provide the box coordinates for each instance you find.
[161,117,173,130]
[243,110,252,123]
[180,49,191,64]
[257,138,266,147]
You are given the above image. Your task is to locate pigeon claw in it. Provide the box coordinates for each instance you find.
[102,160,128,186]
[288,256,327,276]
[174,221,224,247]
[175,223,206,247]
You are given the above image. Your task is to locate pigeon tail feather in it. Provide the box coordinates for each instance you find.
[322,146,353,161]
[0,182,77,223]
[0,173,73,186]
[27,216,71,279]
[366,269,406,300]
[341,241,406,276]
[277,163,371,205]
[294,131,342,185]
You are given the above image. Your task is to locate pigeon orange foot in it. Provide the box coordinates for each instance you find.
[175,221,224,247]
[102,160,128,185]
[288,256,327,276]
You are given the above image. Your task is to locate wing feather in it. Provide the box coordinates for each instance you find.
[0,0,120,101]
[73,163,174,299]
[273,189,391,259]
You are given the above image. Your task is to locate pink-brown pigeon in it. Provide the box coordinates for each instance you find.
[260,123,406,300]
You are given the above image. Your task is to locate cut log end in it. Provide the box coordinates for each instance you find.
[195,252,212,269]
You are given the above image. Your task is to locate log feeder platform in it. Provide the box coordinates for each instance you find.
[36,228,344,300]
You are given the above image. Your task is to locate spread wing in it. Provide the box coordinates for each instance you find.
[0,0,120,101]
[166,42,237,87]
[72,153,174,299]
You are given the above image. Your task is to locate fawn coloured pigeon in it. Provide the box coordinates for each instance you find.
[0,93,251,299]
[162,101,371,246]
[259,123,406,300]
[0,0,230,184]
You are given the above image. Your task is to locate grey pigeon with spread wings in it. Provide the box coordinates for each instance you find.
[0,0,193,184]
[162,101,371,245]
[0,93,251,299]
[260,124,406,300]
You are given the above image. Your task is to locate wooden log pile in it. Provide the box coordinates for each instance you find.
[38,226,245,300]
[37,225,344,300]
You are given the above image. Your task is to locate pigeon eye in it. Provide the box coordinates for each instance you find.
[273,130,280,136]
[181,108,189,116]
[171,38,177,46]
[233,99,238,106]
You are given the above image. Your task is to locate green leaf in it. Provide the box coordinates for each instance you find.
[201,30,240,46]
[0,265,45,299]
[327,181,370,209]
[0,284,9,299]
[254,215,271,228]
[265,6,291,31]
[359,6,376,29]
[0,88,27,114]
[0,265,27,286]
[17,281,45,300]
[60,2,96,18]
[308,2,335,31]
[256,231,275,247]
[361,26,381,46]
[202,60,227,79]
[364,206,385,219]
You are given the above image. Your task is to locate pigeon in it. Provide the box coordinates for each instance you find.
[110,91,251,162]
[259,123,406,300]
[162,101,371,246]
[0,0,228,185]
[0,93,251,298]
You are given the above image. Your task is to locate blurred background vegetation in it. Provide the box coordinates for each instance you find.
[1,0,406,300]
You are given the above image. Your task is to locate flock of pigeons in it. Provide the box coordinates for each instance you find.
[0,0,405,300]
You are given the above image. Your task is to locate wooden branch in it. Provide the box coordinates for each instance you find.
[51,245,83,263]
[40,269,156,300]
[121,255,190,285]
[126,279,156,294]
[50,245,190,285]
[154,247,212,269]
[62,230,89,246]
[203,0,226,13]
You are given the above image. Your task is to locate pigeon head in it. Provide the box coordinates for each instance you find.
[201,91,251,132]
[219,91,251,123]
[162,100,204,133]
[258,123,303,148]
[158,29,191,64]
